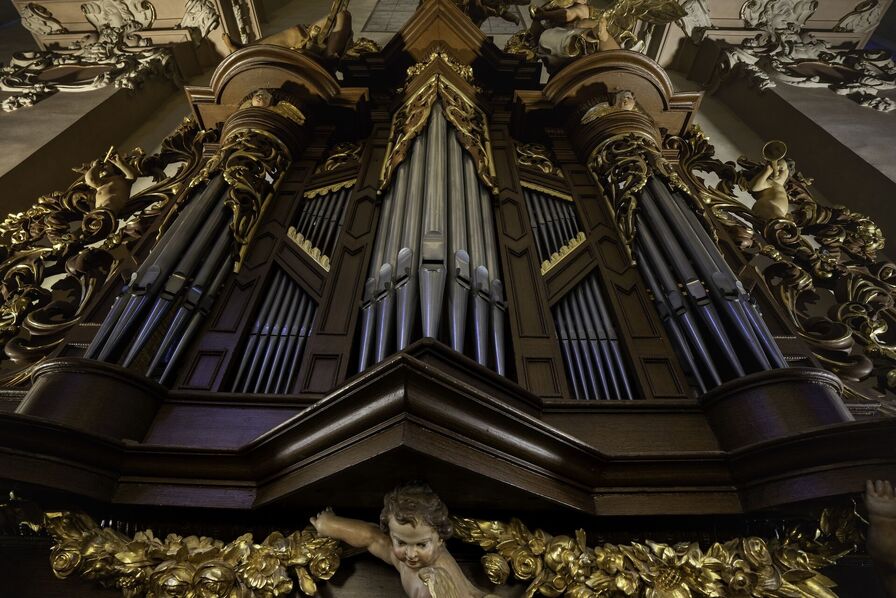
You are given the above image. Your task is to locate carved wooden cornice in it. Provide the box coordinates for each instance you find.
[5,344,896,516]
[185,45,369,130]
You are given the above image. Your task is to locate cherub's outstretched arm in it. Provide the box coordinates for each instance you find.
[749,162,774,193]
[311,509,393,564]
[109,153,138,182]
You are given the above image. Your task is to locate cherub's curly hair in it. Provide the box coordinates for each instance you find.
[379,482,452,540]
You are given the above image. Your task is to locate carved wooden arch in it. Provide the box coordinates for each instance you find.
[542,50,702,137]
[185,45,368,130]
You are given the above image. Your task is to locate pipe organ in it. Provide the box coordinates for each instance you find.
[1,1,893,596]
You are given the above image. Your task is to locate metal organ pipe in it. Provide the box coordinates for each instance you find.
[358,103,507,375]
[635,177,787,393]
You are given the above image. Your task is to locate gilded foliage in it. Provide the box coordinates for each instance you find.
[453,506,861,597]
[39,511,341,598]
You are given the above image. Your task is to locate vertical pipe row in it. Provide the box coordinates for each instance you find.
[522,188,583,264]
[356,104,507,376]
[292,187,352,260]
[233,269,317,394]
[633,178,786,394]
[551,272,633,399]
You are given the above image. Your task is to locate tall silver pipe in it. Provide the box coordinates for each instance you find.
[585,276,633,400]
[524,191,549,260]
[479,182,504,373]
[263,286,303,394]
[561,300,591,399]
[577,283,616,399]
[642,187,770,371]
[394,128,429,351]
[569,287,608,399]
[419,104,448,339]
[311,190,340,250]
[145,224,232,377]
[639,204,746,378]
[123,203,229,367]
[637,223,723,386]
[580,274,631,398]
[553,304,582,400]
[663,184,786,369]
[295,196,316,236]
[447,128,470,352]
[283,300,316,393]
[634,249,707,394]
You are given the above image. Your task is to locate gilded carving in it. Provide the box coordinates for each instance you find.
[33,510,341,597]
[835,0,888,33]
[287,226,332,271]
[587,132,671,264]
[516,143,563,177]
[178,0,221,39]
[0,27,174,112]
[20,3,67,35]
[677,0,711,41]
[406,49,474,84]
[670,125,896,413]
[381,70,497,195]
[317,142,362,173]
[522,0,686,70]
[453,505,862,597]
[520,180,573,202]
[541,231,586,275]
[193,128,292,271]
[739,0,816,34]
[0,118,213,386]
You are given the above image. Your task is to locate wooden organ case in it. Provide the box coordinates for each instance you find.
[0,0,895,596]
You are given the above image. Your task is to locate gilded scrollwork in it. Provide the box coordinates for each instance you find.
[0,118,213,386]
[31,509,342,597]
[453,505,862,598]
[317,142,362,173]
[380,70,497,195]
[587,132,678,264]
[516,143,563,177]
[669,125,896,413]
[193,128,292,271]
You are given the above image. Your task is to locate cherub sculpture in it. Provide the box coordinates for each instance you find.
[866,480,896,597]
[748,157,792,221]
[83,147,138,216]
[311,482,498,598]
[580,88,637,123]
[222,2,354,63]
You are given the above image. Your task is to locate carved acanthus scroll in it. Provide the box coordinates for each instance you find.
[193,129,292,271]
[380,63,497,195]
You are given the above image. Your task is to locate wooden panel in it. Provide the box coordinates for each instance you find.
[301,354,343,394]
[506,247,550,338]
[183,351,226,390]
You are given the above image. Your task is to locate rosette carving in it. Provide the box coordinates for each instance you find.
[669,125,896,413]
[0,118,212,386]
[453,506,861,597]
